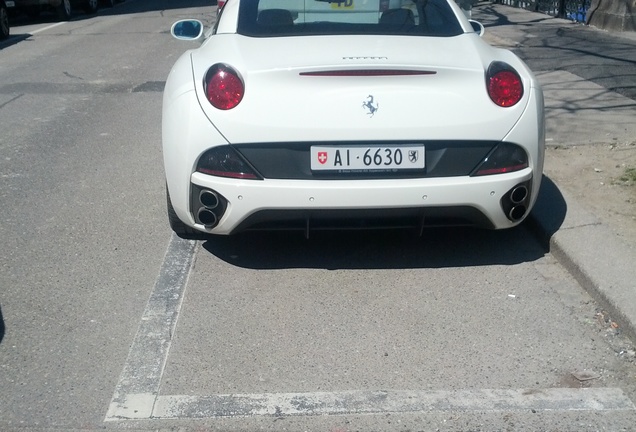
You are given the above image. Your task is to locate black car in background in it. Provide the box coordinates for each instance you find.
[10,0,124,21]
[10,0,95,20]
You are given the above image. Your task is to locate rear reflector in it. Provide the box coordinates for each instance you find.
[474,163,528,176]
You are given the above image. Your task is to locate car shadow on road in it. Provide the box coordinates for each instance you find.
[0,33,30,49]
[202,226,543,271]
[526,174,568,248]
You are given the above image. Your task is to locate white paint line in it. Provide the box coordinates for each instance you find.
[30,21,68,35]
[105,233,197,421]
[147,388,634,419]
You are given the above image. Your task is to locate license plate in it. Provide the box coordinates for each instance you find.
[311,145,425,171]
[5,1,15,6]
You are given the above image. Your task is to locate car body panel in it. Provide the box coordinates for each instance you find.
[11,0,62,6]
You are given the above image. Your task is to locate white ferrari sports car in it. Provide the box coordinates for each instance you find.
[163,0,544,239]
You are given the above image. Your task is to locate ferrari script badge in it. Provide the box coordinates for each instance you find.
[362,95,379,117]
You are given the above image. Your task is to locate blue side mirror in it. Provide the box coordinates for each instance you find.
[171,20,204,40]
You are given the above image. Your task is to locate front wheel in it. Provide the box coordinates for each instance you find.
[57,0,72,20]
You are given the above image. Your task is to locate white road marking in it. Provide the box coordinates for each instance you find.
[29,21,68,35]
[108,388,635,421]
[153,388,635,418]
[105,235,636,421]
[106,233,197,420]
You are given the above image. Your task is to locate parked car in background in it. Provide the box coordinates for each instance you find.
[0,0,10,40]
[11,0,98,20]
[100,0,125,9]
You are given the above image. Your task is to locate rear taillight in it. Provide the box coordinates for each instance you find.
[196,146,261,180]
[486,62,523,107]
[472,143,528,176]
[203,64,244,110]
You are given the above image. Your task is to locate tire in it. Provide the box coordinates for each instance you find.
[101,0,114,7]
[166,188,209,240]
[57,0,72,20]
[83,0,98,14]
[0,5,9,40]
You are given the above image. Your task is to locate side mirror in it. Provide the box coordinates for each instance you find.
[469,20,484,37]
[171,19,204,40]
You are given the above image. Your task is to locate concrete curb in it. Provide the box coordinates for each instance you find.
[475,3,636,344]
[529,176,636,343]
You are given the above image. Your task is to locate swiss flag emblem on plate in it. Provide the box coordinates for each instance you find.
[317,151,328,165]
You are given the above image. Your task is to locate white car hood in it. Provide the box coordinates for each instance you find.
[190,34,531,143]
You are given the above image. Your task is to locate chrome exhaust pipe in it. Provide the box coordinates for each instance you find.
[197,208,218,228]
[510,185,528,204]
[199,190,219,209]
[509,205,527,222]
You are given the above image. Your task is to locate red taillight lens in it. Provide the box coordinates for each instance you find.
[204,64,244,110]
[487,62,523,107]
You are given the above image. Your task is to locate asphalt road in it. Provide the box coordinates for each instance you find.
[1,1,636,431]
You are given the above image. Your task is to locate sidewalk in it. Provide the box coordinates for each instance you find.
[473,2,636,343]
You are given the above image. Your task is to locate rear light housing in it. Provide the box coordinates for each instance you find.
[486,62,523,107]
[472,143,528,176]
[217,0,226,16]
[203,63,244,110]
[196,146,262,179]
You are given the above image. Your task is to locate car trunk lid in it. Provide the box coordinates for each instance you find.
[191,34,529,143]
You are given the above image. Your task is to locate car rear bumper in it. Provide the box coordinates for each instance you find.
[187,169,535,234]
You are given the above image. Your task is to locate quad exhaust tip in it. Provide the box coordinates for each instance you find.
[502,182,530,222]
[197,208,218,227]
[199,190,219,209]
[510,185,528,204]
[193,187,226,229]
[509,205,527,221]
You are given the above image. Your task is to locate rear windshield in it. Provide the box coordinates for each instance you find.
[237,0,463,37]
